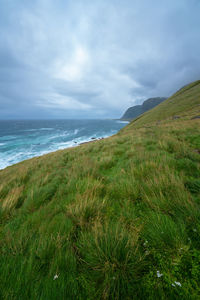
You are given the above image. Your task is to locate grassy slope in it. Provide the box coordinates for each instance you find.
[0,81,200,300]
[124,80,200,129]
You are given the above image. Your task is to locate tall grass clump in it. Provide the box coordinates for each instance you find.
[77,222,144,299]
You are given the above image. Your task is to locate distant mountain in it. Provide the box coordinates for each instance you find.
[121,97,167,120]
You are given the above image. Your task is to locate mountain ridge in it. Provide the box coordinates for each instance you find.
[121,97,166,120]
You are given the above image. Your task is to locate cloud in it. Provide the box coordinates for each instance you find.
[0,0,200,119]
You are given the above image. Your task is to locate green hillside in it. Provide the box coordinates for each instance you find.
[120,97,166,120]
[127,80,200,128]
[0,80,200,299]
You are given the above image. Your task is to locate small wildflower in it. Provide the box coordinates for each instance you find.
[172,281,181,287]
[145,250,150,255]
[157,271,163,278]
[53,274,59,280]
[193,228,197,232]
[112,276,116,280]
[143,240,148,247]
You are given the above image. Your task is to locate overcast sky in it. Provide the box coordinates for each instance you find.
[0,0,200,119]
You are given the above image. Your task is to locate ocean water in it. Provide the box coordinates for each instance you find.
[0,119,128,170]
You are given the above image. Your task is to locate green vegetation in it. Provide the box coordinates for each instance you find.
[0,80,200,299]
[124,80,200,128]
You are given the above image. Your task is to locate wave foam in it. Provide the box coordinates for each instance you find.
[0,121,127,170]
[116,120,129,124]
[39,128,54,131]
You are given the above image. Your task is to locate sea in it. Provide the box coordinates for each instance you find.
[0,119,129,170]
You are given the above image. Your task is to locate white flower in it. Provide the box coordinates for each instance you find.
[157,271,163,278]
[53,274,59,280]
[143,240,148,246]
[172,281,181,287]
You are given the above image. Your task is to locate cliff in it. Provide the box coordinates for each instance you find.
[121,97,166,120]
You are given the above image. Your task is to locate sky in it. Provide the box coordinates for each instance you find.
[0,0,200,119]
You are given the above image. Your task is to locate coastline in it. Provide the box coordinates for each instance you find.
[0,135,110,171]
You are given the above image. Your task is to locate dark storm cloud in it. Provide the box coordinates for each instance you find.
[0,0,200,119]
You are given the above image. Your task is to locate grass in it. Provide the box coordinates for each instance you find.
[0,80,200,299]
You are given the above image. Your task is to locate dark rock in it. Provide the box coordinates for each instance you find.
[191,115,200,120]
[172,115,180,120]
[194,149,200,154]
